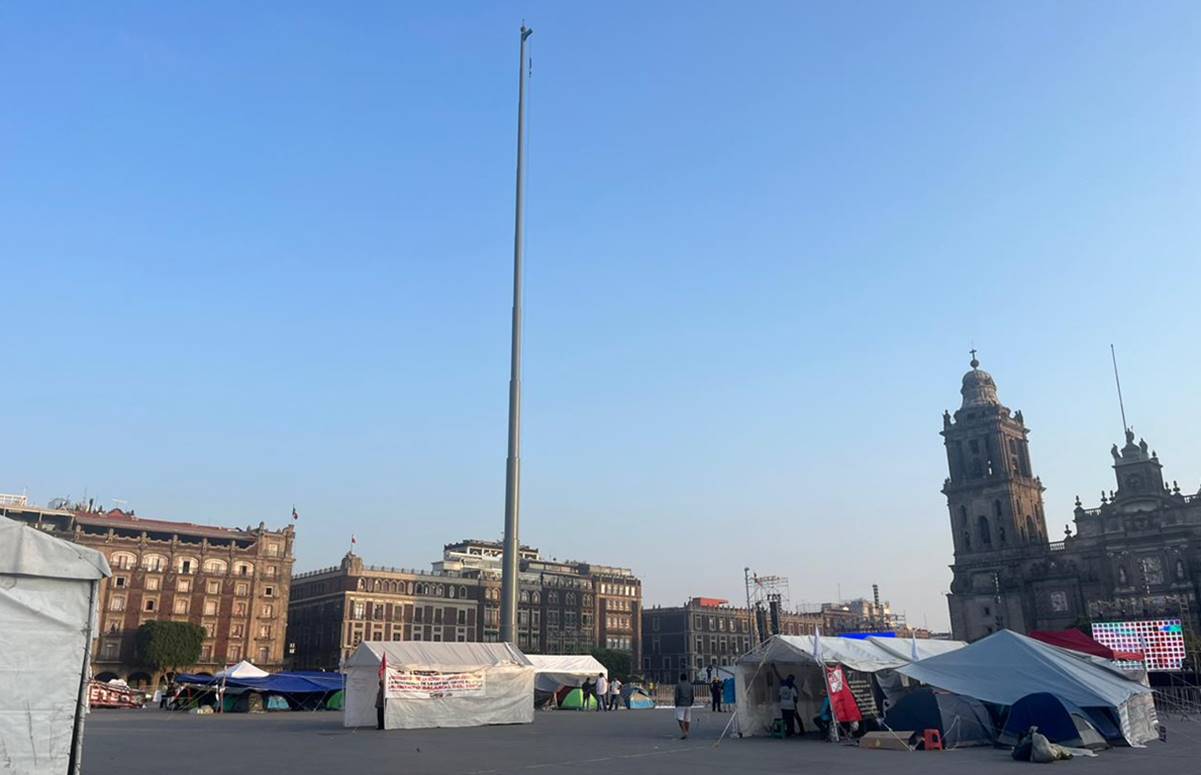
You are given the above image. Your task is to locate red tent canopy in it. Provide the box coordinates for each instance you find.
[1028,629,1144,662]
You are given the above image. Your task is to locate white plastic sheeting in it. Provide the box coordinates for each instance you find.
[343,641,534,730]
[896,630,1158,746]
[733,634,967,737]
[526,654,606,694]
[0,516,110,775]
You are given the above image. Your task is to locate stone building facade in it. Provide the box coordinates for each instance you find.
[641,597,824,684]
[1,503,295,685]
[944,356,1201,643]
[288,539,642,670]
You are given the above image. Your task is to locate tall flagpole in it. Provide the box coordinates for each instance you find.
[500,23,533,645]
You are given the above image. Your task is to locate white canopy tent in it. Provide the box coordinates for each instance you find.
[897,630,1158,745]
[344,641,534,730]
[215,660,269,679]
[527,654,606,698]
[734,635,967,737]
[0,516,110,774]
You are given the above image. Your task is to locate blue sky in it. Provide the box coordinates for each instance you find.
[2,3,1198,629]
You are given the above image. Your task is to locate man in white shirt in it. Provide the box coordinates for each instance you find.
[778,674,801,736]
[609,677,623,710]
[594,673,609,712]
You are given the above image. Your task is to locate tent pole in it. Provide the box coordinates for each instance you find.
[68,579,98,775]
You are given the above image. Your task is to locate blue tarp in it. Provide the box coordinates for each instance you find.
[176,671,345,694]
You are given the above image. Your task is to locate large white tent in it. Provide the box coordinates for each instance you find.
[0,516,110,774]
[344,641,534,730]
[526,654,606,705]
[897,630,1158,745]
[734,635,967,737]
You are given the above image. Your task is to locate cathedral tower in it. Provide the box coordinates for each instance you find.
[942,353,1048,557]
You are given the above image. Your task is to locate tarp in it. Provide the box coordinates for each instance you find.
[526,654,606,695]
[343,641,534,730]
[177,671,345,694]
[733,634,968,737]
[215,660,269,679]
[1029,629,1144,662]
[896,630,1157,745]
[0,516,110,775]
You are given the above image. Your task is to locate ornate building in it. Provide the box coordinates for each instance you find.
[288,539,642,669]
[943,356,1201,642]
[1,502,295,685]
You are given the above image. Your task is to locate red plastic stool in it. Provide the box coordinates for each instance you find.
[923,729,943,751]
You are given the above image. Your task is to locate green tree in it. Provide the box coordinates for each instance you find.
[590,648,632,681]
[135,621,205,689]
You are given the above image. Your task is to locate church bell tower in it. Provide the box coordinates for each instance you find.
[942,353,1048,557]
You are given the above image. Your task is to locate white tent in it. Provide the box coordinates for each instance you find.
[215,660,269,679]
[896,630,1158,745]
[527,654,606,696]
[733,635,968,737]
[343,641,534,730]
[0,516,110,774]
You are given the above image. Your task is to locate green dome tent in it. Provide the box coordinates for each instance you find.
[559,688,599,710]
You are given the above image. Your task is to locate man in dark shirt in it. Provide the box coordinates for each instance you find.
[674,673,695,739]
[710,677,723,712]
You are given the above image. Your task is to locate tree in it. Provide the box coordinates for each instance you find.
[590,648,632,681]
[135,621,205,689]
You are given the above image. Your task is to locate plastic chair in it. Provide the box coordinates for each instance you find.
[923,729,943,751]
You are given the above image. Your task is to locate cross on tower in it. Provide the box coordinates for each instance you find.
[969,348,979,369]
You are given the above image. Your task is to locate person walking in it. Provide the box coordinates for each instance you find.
[594,673,609,712]
[674,673,695,739]
[609,677,622,710]
[710,677,723,712]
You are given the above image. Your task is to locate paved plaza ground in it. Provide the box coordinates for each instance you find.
[83,706,1201,775]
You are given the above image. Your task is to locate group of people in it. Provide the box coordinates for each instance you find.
[579,672,624,711]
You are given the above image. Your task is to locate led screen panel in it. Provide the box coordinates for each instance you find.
[1092,619,1186,671]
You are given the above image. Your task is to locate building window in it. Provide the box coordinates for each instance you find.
[231,623,245,638]
[110,552,136,570]
[266,565,277,578]
[266,543,280,557]
[264,585,274,598]
[457,609,467,625]
[113,575,128,589]
[203,559,228,575]
[262,604,274,618]
[228,645,242,661]
[142,598,155,613]
[178,557,196,575]
[258,647,270,662]
[235,562,254,577]
[146,576,161,591]
[204,600,218,616]
[143,554,167,572]
[173,598,189,615]
[233,601,247,616]
[206,580,221,595]
[177,578,191,593]
[258,624,272,639]
[235,582,249,596]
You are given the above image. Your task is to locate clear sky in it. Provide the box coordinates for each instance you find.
[3,3,1199,630]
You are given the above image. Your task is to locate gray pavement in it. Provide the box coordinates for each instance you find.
[83,706,1201,775]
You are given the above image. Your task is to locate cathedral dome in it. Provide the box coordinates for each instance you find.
[960,354,1000,408]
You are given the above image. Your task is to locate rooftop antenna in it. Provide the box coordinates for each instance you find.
[1110,344,1128,434]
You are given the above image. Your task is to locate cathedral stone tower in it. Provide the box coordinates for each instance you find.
[942,353,1048,557]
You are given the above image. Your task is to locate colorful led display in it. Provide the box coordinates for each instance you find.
[1092,619,1186,671]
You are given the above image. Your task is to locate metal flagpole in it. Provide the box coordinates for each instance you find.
[500,23,533,645]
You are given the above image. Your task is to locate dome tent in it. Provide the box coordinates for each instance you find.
[882,688,995,748]
[999,693,1112,750]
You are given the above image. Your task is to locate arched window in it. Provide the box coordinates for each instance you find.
[962,530,972,550]
[460,586,468,599]
[176,556,199,575]
[448,586,456,599]
[1025,516,1036,540]
[142,554,168,572]
[520,591,529,603]
[234,561,254,577]
[993,500,1003,518]
[976,515,991,546]
[999,526,1007,544]
[110,551,137,570]
[203,558,228,575]
[958,506,968,527]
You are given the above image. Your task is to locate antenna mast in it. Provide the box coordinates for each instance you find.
[1110,344,1128,433]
